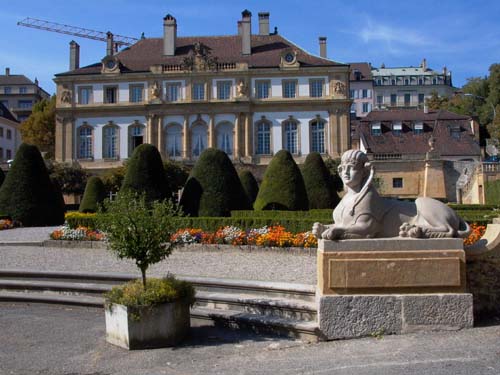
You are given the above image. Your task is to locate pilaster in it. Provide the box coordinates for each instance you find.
[182,115,190,159]
[234,113,240,158]
[208,114,215,148]
[244,112,253,157]
[157,116,164,157]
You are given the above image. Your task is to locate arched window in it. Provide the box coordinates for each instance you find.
[310,119,325,154]
[103,123,119,159]
[128,123,145,156]
[283,119,299,154]
[216,122,233,155]
[256,120,271,155]
[191,123,207,158]
[166,123,182,158]
[78,125,93,159]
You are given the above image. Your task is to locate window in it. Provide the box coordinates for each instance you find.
[166,124,182,158]
[404,79,409,85]
[350,103,357,113]
[309,79,324,98]
[404,93,411,106]
[310,120,325,154]
[0,127,4,137]
[390,94,397,106]
[450,125,461,139]
[104,86,118,103]
[129,85,144,103]
[282,80,297,98]
[78,87,92,105]
[103,125,119,159]
[418,93,425,104]
[371,123,381,136]
[255,80,270,99]
[78,126,93,159]
[129,124,144,155]
[377,79,382,85]
[414,122,424,134]
[166,82,182,102]
[217,81,232,100]
[349,89,355,99]
[391,79,396,85]
[392,122,402,136]
[6,149,11,160]
[432,78,437,85]
[256,121,271,155]
[6,129,11,140]
[18,100,32,109]
[362,89,368,98]
[362,103,371,113]
[191,124,207,157]
[283,120,298,154]
[217,122,233,155]
[393,178,403,188]
[377,95,383,105]
[4,87,11,94]
[0,100,8,107]
[19,87,27,94]
[192,82,205,101]
[0,148,3,159]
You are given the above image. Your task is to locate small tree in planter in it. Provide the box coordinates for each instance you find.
[97,191,194,349]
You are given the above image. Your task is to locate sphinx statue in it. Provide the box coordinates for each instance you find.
[312,149,470,240]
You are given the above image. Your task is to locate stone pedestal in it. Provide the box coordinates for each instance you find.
[317,238,473,340]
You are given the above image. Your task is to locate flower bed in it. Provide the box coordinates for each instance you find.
[0,218,15,230]
[463,223,486,246]
[50,224,106,241]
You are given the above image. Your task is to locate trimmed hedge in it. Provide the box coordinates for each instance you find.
[79,176,107,213]
[302,152,340,209]
[239,170,259,205]
[231,209,332,221]
[180,148,250,217]
[254,150,308,211]
[449,204,500,210]
[66,212,99,230]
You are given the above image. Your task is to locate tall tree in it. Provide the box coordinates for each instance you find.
[20,96,56,158]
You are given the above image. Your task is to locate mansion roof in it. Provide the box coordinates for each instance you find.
[358,109,480,157]
[57,34,345,76]
[0,74,36,86]
[0,103,19,123]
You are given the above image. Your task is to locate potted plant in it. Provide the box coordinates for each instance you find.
[97,191,194,350]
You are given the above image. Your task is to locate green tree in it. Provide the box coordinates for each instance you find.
[254,150,309,211]
[0,168,5,187]
[163,160,189,197]
[102,164,127,194]
[0,143,64,226]
[180,148,250,217]
[121,144,170,202]
[239,170,259,205]
[301,153,340,209]
[20,96,56,158]
[47,162,88,195]
[79,176,107,213]
[97,191,183,288]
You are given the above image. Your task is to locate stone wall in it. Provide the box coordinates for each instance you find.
[467,257,500,320]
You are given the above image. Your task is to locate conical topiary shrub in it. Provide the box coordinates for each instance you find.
[180,148,250,217]
[0,168,5,187]
[302,152,340,209]
[0,143,65,226]
[79,176,107,213]
[239,170,259,206]
[48,179,66,225]
[254,150,309,211]
[121,144,170,202]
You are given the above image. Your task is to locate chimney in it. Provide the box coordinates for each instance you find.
[106,32,114,56]
[421,58,427,71]
[258,12,270,35]
[241,9,252,55]
[424,104,429,114]
[5,67,10,76]
[319,36,327,58]
[443,66,448,76]
[163,14,177,56]
[237,21,242,36]
[69,40,80,70]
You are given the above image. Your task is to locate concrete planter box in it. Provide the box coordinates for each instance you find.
[105,300,190,350]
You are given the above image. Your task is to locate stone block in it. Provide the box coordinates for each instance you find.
[318,295,402,339]
[402,294,473,332]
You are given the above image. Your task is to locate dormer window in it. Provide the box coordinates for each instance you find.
[354,70,362,81]
[414,122,424,135]
[371,123,381,136]
[392,122,402,136]
[450,125,461,139]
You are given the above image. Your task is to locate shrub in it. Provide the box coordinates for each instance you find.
[239,170,259,205]
[180,148,250,217]
[0,168,5,187]
[302,152,340,209]
[0,143,64,226]
[48,179,66,225]
[164,160,190,196]
[47,162,88,195]
[79,176,107,213]
[121,144,170,202]
[102,165,127,194]
[254,150,309,211]
[65,212,98,229]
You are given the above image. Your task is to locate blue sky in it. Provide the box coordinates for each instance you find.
[1,0,499,94]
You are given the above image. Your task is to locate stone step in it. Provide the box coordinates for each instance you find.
[191,307,321,342]
[195,291,317,321]
[0,279,112,295]
[0,290,104,307]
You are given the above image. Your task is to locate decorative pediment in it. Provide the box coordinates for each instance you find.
[181,42,219,72]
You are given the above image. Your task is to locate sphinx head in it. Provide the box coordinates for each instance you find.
[338,150,371,191]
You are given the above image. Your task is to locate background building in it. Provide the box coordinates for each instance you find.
[372,59,455,110]
[53,10,351,169]
[0,103,21,164]
[349,62,373,118]
[0,68,50,122]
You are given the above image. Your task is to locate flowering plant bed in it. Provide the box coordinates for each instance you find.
[0,218,15,230]
[50,224,106,241]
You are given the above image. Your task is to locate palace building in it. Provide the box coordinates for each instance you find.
[53,10,351,168]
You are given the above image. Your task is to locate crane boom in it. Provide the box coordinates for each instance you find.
[17,17,139,47]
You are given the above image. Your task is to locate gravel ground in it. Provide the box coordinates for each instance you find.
[0,226,58,242]
[0,244,317,284]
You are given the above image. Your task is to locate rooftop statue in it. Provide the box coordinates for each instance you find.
[312,149,470,240]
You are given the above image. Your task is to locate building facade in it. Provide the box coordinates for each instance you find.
[372,59,455,110]
[53,11,351,168]
[0,103,21,163]
[348,62,374,118]
[0,68,50,122]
